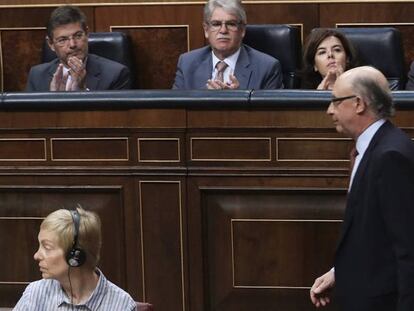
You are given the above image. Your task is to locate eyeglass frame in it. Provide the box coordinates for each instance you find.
[330,94,357,106]
[52,31,87,47]
[206,20,245,32]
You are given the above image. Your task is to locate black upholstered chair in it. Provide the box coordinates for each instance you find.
[336,27,405,90]
[42,32,135,79]
[243,24,302,89]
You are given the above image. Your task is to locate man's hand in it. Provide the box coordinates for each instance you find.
[207,74,240,90]
[66,56,87,91]
[317,65,344,90]
[50,64,68,91]
[310,269,335,308]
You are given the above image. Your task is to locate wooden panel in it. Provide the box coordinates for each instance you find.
[95,4,202,90]
[0,218,41,282]
[138,138,180,162]
[245,3,319,38]
[277,138,352,161]
[0,8,53,28]
[232,220,340,287]
[187,110,333,128]
[320,3,414,27]
[139,181,185,311]
[0,138,46,161]
[51,137,129,161]
[191,137,271,161]
[0,110,186,129]
[202,188,343,311]
[96,4,204,89]
[113,26,188,89]
[0,29,44,92]
[0,284,25,308]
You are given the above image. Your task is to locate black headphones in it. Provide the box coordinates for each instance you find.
[66,209,86,267]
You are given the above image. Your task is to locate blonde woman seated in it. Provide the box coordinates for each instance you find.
[14,207,137,310]
[301,28,358,90]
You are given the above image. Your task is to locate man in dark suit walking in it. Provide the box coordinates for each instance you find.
[172,0,283,90]
[310,66,414,311]
[26,5,131,92]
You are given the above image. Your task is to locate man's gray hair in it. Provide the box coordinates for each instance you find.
[352,70,395,118]
[203,0,247,24]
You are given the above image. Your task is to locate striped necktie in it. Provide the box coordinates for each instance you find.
[215,61,228,82]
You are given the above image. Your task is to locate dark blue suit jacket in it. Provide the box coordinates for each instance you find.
[334,121,414,311]
[172,44,283,90]
[25,53,131,91]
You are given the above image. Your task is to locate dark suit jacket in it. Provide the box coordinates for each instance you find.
[25,53,131,91]
[334,121,414,311]
[172,44,283,90]
[406,61,414,90]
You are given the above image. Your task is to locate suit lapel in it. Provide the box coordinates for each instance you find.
[193,51,212,89]
[85,55,101,90]
[336,121,392,252]
[234,45,252,89]
[46,60,60,90]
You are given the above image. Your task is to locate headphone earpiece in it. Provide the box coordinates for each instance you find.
[66,209,86,267]
[67,247,86,268]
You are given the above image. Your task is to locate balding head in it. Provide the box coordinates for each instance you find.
[328,66,394,139]
[336,66,394,118]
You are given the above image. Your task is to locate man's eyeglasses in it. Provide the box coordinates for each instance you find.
[207,20,244,32]
[53,31,86,47]
[330,94,357,106]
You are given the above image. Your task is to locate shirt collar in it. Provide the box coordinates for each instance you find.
[55,279,68,308]
[211,48,241,72]
[56,268,107,311]
[355,119,386,156]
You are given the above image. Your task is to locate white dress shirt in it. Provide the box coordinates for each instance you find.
[211,49,241,84]
[349,118,386,190]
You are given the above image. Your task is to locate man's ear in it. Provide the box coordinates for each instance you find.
[203,22,209,39]
[355,96,367,114]
[240,25,246,39]
[46,36,55,52]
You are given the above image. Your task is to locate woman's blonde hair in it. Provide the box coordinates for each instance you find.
[40,206,102,268]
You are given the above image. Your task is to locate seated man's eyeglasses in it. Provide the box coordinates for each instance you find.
[331,94,357,106]
[53,31,86,47]
[207,20,243,32]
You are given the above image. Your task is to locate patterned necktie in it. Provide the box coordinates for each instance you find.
[349,145,359,174]
[215,61,228,82]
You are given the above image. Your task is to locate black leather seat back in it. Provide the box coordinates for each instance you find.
[243,24,302,89]
[42,32,134,77]
[336,27,405,90]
